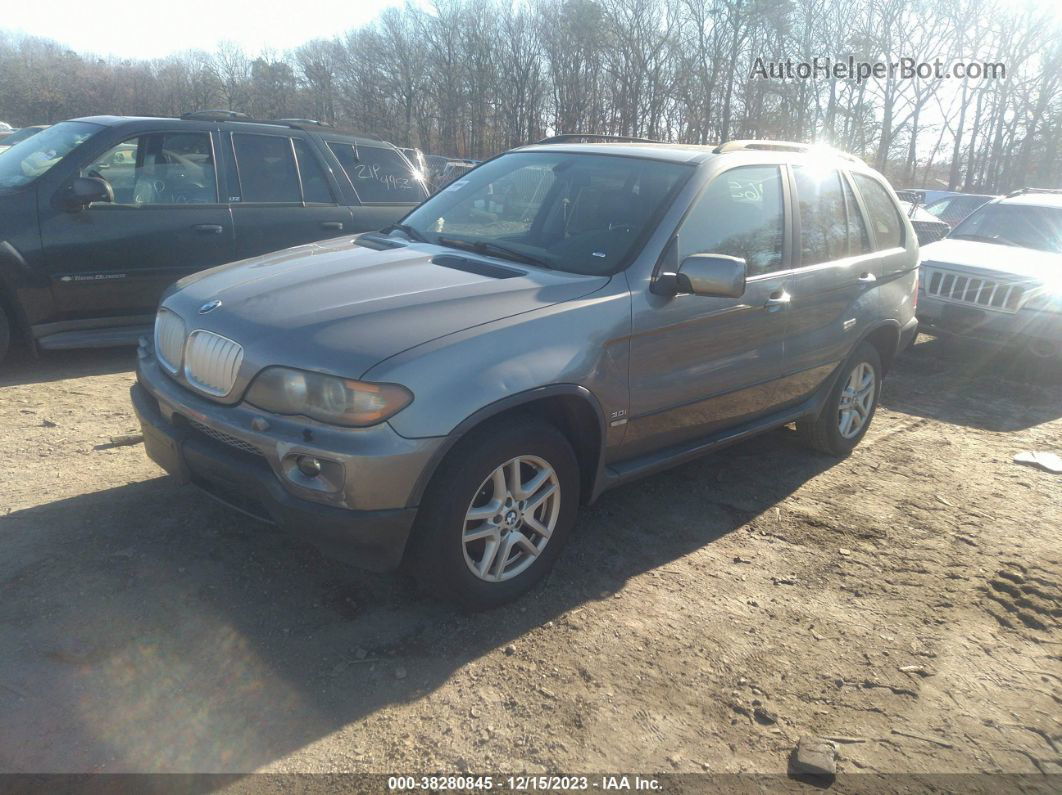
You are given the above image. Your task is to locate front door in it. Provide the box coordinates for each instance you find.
[624,164,793,458]
[39,130,235,318]
[227,132,353,260]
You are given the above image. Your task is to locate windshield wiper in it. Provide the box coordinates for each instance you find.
[436,236,553,269]
[381,223,427,243]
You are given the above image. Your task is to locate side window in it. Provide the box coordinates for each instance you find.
[793,166,848,265]
[843,176,871,255]
[677,165,785,277]
[852,173,904,250]
[328,142,428,203]
[293,139,334,204]
[82,132,217,205]
[233,134,301,203]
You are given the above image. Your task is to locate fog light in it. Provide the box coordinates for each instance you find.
[296,455,322,477]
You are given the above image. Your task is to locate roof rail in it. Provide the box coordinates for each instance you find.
[269,118,334,128]
[1005,187,1062,198]
[714,139,863,164]
[536,133,664,145]
[180,109,252,122]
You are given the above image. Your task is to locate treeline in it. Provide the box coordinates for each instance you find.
[1,0,1060,192]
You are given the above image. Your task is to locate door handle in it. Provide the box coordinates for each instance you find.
[764,290,791,312]
[858,272,877,283]
[193,224,224,234]
[320,221,344,230]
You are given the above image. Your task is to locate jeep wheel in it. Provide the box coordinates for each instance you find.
[797,342,882,456]
[410,417,580,609]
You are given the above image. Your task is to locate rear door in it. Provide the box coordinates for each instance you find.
[227,131,353,260]
[39,128,235,317]
[776,165,880,405]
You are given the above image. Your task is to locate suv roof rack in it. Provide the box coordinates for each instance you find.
[180,109,253,122]
[1005,187,1062,198]
[714,139,863,164]
[269,118,334,128]
[536,133,664,145]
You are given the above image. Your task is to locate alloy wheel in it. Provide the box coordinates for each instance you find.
[462,455,561,582]
[837,361,876,439]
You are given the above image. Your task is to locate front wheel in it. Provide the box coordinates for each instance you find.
[408,417,580,609]
[797,342,882,456]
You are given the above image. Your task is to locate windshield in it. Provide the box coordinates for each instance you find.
[950,202,1062,253]
[0,127,45,147]
[0,121,102,189]
[397,151,693,275]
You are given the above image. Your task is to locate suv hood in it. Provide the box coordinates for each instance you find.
[920,238,1061,281]
[163,235,610,380]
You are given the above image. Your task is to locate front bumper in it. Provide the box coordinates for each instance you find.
[917,294,1062,356]
[132,351,444,570]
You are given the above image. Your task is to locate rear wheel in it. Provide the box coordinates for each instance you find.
[409,416,580,609]
[797,342,882,456]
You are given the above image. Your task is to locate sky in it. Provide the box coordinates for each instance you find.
[1,0,411,60]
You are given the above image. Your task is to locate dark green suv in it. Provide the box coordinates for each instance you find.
[0,113,428,362]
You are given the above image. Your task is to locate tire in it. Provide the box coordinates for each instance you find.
[797,342,882,457]
[0,301,10,365]
[408,416,580,610]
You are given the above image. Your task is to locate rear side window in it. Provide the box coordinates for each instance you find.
[328,142,427,203]
[793,166,848,265]
[293,139,334,203]
[677,165,785,277]
[843,177,871,255]
[233,134,301,203]
[852,173,904,249]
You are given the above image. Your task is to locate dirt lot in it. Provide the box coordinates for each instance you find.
[1,336,1059,779]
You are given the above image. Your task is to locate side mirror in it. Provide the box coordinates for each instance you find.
[674,253,747,298]
[62,176,113,210]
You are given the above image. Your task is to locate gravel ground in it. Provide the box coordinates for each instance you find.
[0,335,1059,777]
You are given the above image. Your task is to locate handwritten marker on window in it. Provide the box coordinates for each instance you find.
[592,251,607,258]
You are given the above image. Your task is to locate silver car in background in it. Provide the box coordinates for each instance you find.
[132,136,918,608]
[917,189,1062,360]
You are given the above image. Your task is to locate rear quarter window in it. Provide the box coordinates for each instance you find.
[328,142,428,204]
[852,173,904,250]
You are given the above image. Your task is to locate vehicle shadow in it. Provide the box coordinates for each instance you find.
[0,428,833,776]
[0,346,136,387]
[880,335,1062,432]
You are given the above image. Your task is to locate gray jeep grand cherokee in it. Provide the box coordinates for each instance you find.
[132,136,919,608]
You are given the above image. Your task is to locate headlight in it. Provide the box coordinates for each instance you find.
[244,367,413,427]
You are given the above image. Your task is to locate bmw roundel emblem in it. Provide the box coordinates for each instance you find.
[198,299,223,314]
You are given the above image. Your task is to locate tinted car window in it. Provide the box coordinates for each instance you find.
[293,138,333,204]
[233,134,301,203]
[852,173,903,249]
[83,132,217,205]
[843,177,871,255]
[678,165,785,277]
[328,142,427,203]
[794,166,848,265]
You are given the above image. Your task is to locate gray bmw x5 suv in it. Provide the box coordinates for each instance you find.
[132,136,919,608]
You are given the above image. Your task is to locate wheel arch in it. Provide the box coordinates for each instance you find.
[407,384,608,509]
[0,241,36,348]
[860,319,902,375]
